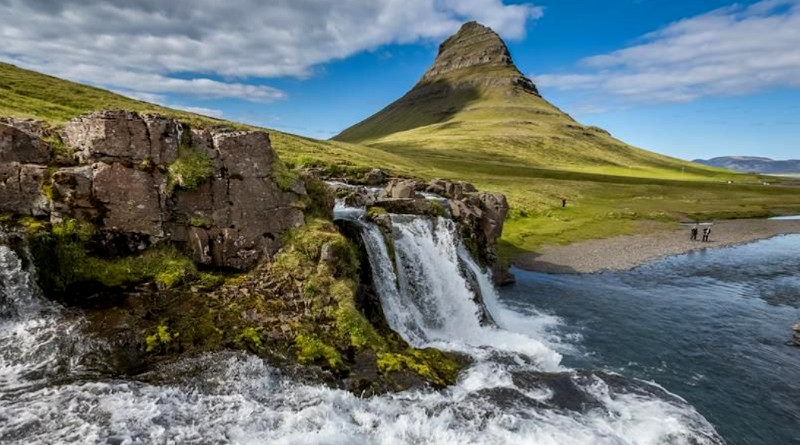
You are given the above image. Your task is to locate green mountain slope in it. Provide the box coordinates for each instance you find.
[0,61,422,176]
[2,57,798,262]
[335,22,727,181]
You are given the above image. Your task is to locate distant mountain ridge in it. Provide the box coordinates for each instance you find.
[694,156,800,174]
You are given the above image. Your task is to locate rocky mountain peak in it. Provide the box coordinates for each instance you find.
[421,21,516,82]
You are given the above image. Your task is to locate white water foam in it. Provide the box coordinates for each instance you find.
[0,206,724,444]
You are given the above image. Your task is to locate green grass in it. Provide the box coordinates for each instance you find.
[3,61,799,262]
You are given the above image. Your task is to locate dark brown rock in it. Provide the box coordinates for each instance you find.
[92,162,164,237]
[64,110,181,164]
[0,162,48,216]
[213,131,274,178]
[0,122,53,164]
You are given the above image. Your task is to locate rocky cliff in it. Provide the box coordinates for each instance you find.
[1,110,305,269]
[0,110,469,394]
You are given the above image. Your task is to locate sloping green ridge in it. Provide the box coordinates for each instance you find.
[2,61,799,261]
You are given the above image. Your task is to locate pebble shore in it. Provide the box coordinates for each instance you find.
[513,218,800,273]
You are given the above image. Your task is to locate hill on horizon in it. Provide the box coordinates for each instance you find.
[695,156,800,175]
[334,22,727,181]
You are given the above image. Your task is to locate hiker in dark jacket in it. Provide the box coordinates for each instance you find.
[702,227,710,242]
[691,225,699,241]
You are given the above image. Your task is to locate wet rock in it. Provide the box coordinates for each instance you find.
[381,179,418,199]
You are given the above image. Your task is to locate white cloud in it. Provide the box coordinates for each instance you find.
[535,0,800,105]
[0,0,542,104]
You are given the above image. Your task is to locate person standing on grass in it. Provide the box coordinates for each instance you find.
[691,225,699,241]
[562,198,567,208]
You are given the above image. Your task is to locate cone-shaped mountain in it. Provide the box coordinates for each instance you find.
[335,22,713,178]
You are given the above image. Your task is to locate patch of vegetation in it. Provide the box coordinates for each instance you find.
[28,219,196,295]
[167,141,213,191]
[272,159,298,192]
[188,216,212,228]
[194,271,226,290]
[145,324,176,353]
[376,349,460,387]
[42,132,71,158]
[295,334,345,370]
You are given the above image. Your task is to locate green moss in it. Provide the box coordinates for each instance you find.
[188,216,212,228]
[18,216,47,234]
[238,327,263,349]
[367,206,388,219]
[429,200,446,217]
[40,183,55,202]
[29,220,196,295]
[195,271,226,290]
[167,142,213,191]
[295,334,344,370]
[42,133,71,158]
[376,349,460,387]
[301,175,334,218]
[145,324,176,353]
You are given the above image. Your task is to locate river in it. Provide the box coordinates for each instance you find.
[1,214,796,444]
[503,234,800,445]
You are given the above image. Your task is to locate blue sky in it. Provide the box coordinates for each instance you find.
[1,0,798,160]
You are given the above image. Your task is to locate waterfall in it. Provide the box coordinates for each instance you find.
[0,200,724,444]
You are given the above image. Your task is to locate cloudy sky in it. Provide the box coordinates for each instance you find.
[1,0,798,159]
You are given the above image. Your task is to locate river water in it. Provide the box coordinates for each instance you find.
[1,212,796,444]
[503,234,800,445]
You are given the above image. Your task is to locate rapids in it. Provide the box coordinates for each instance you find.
[0,198,724,444]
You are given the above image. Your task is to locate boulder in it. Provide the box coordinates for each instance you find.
[382,179,418,199]
[0,122,53,164]
[426,179,476,200]
[51,165,98,221]
[364,169,388,186]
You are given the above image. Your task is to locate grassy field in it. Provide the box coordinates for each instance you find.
[3,61,799,264]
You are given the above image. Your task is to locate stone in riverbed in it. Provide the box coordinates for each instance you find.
[381,179,418,199]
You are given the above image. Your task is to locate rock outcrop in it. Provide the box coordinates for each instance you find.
[371,177,511,284]
[0,110,305,269]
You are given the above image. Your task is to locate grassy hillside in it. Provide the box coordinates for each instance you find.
[2,61,799,264]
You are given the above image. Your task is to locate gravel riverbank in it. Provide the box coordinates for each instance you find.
[513,218,800,273]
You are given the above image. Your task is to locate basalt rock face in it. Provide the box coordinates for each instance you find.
[0,110,305,269]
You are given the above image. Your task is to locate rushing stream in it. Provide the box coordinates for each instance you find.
[1,195,773,443]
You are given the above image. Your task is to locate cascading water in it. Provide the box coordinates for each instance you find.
[0,203,725,444]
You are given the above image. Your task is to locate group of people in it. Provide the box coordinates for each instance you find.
[690,225,712,242]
